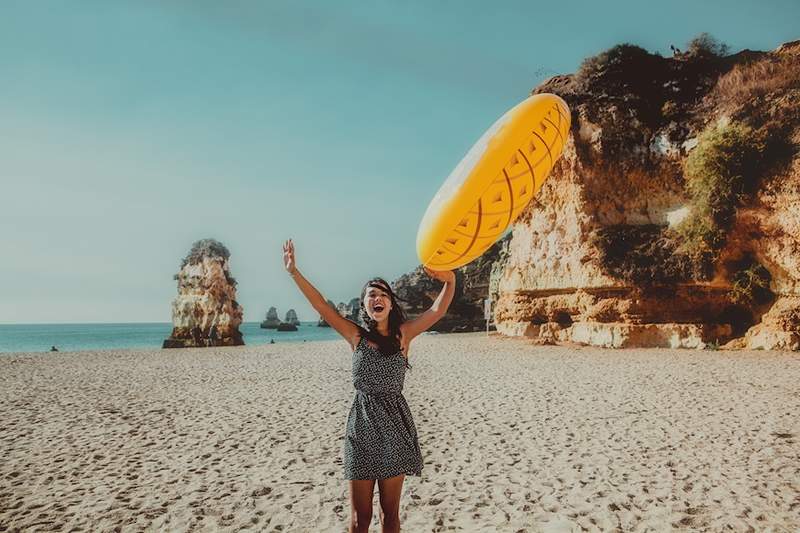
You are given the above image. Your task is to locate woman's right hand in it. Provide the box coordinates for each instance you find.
[283,239,297,275]
[423,266,455,284]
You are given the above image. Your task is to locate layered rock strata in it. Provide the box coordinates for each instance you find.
[163,239,244,348]
[493,39,800,349]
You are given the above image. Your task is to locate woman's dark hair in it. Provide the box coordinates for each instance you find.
[358,277,411,369]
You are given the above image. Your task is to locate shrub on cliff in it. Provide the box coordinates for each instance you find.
[686,121,763,222]
[685,33,730,59]
[729,255,773,306]
[576,44,663,95]
[593,224,713,286]
[575,44,670,159]
[715,54,799,102]
[181,238,231,268]
[713,52,800,137]
[674,121,766,258]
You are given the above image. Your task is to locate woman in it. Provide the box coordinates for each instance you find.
[283,239,455,533]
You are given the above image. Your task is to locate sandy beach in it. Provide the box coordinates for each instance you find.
[1,333,798,532]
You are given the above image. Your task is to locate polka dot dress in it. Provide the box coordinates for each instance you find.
[343,335,423,480]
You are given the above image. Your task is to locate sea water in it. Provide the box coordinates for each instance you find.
[0,322,341,354]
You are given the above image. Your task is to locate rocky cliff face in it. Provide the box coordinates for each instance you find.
[163,239,244,348]
[392,236,508,332]
[493,38,800,350]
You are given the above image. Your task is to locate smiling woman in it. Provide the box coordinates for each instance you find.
[357,279,409,366]
[282,238,455,533]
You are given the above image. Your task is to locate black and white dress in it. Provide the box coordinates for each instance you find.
[343,335,423,480]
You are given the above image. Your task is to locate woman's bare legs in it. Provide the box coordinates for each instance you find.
[349,479,376,533]
[377,474,405,533]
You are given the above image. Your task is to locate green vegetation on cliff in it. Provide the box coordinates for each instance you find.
[674,121,766,259]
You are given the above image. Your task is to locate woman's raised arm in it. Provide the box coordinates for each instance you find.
[400,268,456,342]
[283,239,360,348]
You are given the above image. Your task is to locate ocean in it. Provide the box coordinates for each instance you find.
[0,322,341,354]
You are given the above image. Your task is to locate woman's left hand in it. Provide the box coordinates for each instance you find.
[423,267,455,283]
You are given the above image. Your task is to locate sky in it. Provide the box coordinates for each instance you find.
[1,0,797,324]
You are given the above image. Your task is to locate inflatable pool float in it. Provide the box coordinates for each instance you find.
[416,93,570,270]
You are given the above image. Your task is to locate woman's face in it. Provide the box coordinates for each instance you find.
[363,285,393,323]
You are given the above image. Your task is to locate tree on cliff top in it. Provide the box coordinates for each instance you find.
[180,239,231,268]
[576,43,663,96]
[686,33,730,59]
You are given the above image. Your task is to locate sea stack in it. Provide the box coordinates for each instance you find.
[285,309,300,326]
[260,307,281,329]
[276,308,298,331]
[163,239,244,348]
[317,300,337,327]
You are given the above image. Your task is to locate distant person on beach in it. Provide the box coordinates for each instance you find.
[283,238,455,533]
[50,346,58,352]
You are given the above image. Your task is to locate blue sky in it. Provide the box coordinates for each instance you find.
[1,0,797,323]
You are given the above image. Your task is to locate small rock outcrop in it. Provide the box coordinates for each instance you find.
[317,298,360,327]
[285,309,300,326]
[163,239,244,348]
[260,308,298,331]
[260,307,281,329]
[317,300,337,327]
[345,298,360,322]
[392,235,509,332]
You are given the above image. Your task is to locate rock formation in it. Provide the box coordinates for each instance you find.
[317,300,337,327]
[317,298,360,327]
[260,307,280,329]
[285,309,300,326]
[336,302,349,320]
[163,239,244,348]
[491,37,800,349]
[345,298,360,322]
[392,236,509,332]
[277,322,298,331]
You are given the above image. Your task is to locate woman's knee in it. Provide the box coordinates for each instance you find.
[349,478,375,530]
[379,507,399,526]
[351,508,372,528]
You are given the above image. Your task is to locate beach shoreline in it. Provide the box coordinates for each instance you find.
[0,322,342,355]
[1,333,798,531]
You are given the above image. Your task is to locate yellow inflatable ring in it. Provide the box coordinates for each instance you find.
[416,93,570,270]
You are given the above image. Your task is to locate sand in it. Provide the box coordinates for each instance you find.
[1,333,798,532]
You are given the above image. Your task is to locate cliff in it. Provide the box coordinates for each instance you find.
[163,239,244,348]
[492,36,800,349]
[392,235,508,332]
